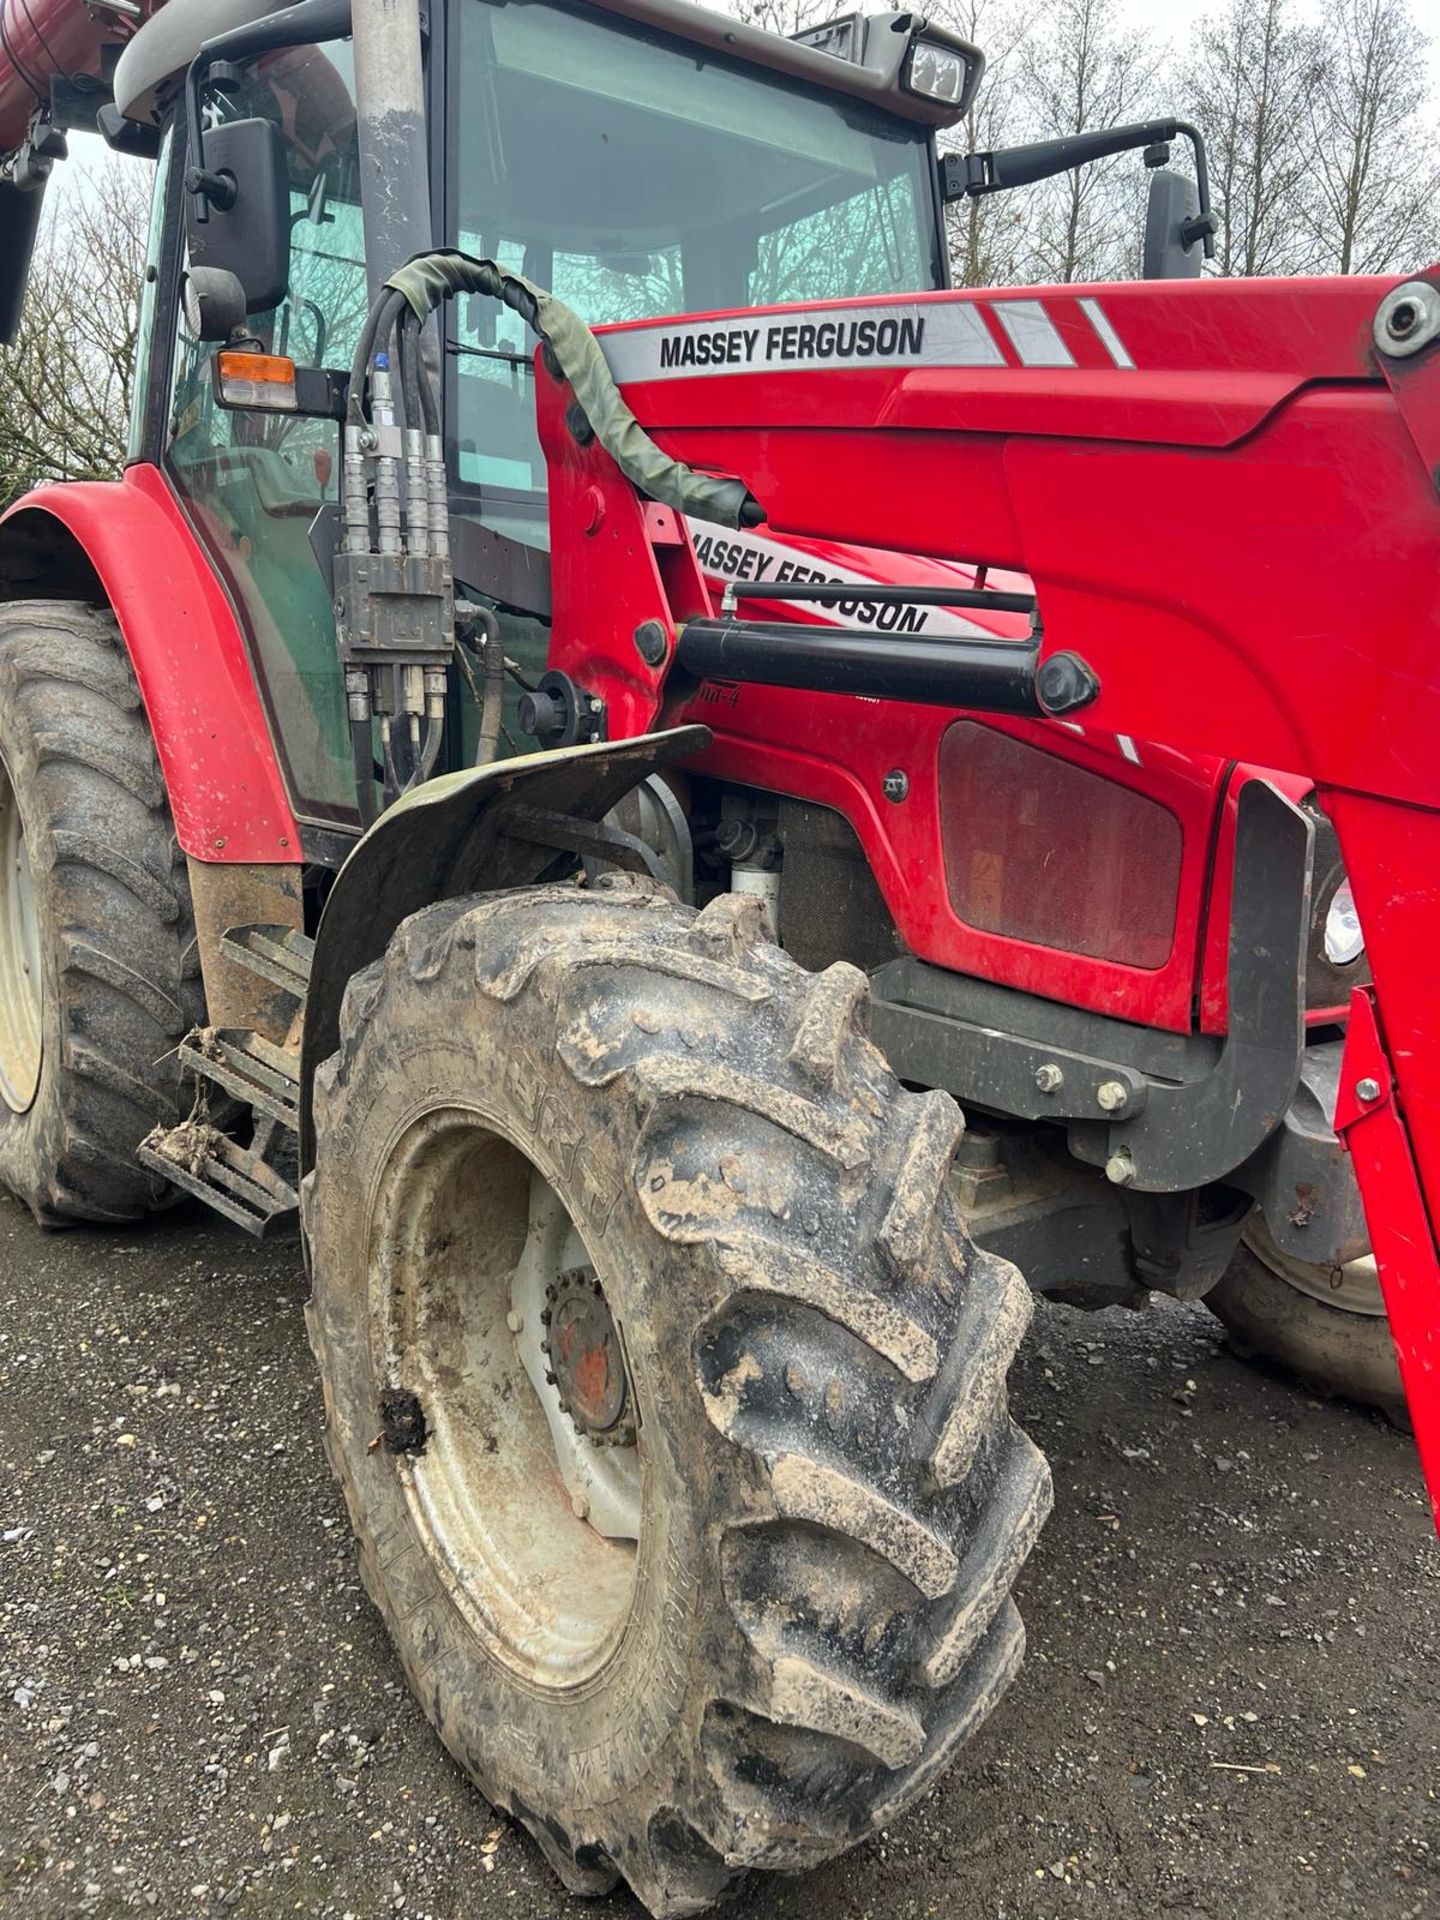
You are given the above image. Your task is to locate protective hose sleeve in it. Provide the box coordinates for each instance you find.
[384,250,762,531]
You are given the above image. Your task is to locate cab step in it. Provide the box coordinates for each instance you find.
[138,922,311,1236]
[218,924,314,1000]
[138,1112,299,1237]
[177,1028,301,1132]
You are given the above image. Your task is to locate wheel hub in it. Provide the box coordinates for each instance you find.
[542,1268,636,1446]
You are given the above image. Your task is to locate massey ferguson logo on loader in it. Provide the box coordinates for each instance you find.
[686,520,992,637]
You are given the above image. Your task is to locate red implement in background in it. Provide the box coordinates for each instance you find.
[0,0,154,150]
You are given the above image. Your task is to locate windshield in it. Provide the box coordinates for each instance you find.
[448,0,942,499]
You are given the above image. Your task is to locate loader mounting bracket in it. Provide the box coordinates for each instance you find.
[871,780,1314,1193]
[298,725,710,1170]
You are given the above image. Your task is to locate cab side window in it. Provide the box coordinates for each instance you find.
[166,41,366,823]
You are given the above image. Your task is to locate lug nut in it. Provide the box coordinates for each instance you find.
[1096,1079,1128,1112]
[1034,1063,1064,1094]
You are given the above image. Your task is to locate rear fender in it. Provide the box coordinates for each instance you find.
[298,725,710,1168]
[0,465,300,863]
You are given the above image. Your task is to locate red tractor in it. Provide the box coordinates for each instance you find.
[1,0,1438,1910]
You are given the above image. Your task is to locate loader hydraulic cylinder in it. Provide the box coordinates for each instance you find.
[673,619,1099,716]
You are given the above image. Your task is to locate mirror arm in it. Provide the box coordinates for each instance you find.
[944,115,1218,263]
[1172,119,1216,260]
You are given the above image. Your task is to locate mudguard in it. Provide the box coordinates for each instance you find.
[298,724,710,1167]
[0,464,300,863]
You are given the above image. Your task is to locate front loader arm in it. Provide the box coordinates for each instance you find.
[539,269,1440,1516]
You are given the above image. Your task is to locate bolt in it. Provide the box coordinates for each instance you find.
[1356,1076,1382,1103]
[882,769,909,803]
[1096,1079,1129,1113]
[505,1310,523,1335]
[1034,1063,1064,1094]
[1104,1148,1136,1186]
[1374,282,1440,359]
[357,427,378,452]
[571,1490,590,1522]
[634,619,668,667]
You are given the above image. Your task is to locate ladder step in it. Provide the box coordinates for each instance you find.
[139,1123,298,1239]
[179,1029,300,1132]
[218,924,315,1000]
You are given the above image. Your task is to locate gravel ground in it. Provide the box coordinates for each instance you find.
[1,1191,1436,1920]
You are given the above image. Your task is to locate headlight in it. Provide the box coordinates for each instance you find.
[905,39,970,105]
[1323,877,1364,967]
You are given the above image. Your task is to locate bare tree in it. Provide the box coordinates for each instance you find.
[0,160,151,504]
[1301,0,1440,274]
[1012,0,1163,282]
[1180,0,1323,275]
[722,0,814,33]
[940,0,1031,287]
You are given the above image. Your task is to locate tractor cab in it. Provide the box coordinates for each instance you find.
[107,0,971,833]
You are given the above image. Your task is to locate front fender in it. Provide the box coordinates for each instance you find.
[299,725,709,1168]
[0,464,299,863]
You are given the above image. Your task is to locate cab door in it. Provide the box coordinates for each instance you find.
[163,38,367,830]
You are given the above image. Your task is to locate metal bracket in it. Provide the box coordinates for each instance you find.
[501,805,669,882]
[1070,780,1311,1189]
[873,780,1312,1194]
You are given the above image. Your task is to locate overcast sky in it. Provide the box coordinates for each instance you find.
[1124,0,1440,67]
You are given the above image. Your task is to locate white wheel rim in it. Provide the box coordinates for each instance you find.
[1243,1215,1384,1317]
[0,753,42,1114]
[371,1106,642,1688]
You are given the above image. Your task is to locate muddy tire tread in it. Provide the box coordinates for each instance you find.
[0,599,202,1222]
[309,879,1049,1914]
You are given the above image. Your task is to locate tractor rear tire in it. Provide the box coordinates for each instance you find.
[304,876,1050,1917]
[1208,1218,1406,1426]
[0,600,202,1224]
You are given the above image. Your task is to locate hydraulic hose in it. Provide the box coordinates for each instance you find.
[471,606,504,767]
[350,715,379,828]
[382,249,764,531]
[418,711,445,782]
[348,286,408,422]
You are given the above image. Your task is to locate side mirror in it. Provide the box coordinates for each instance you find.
[183,115,291,316]
[1144,168,1205,281]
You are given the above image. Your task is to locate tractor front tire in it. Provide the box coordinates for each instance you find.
[305,877,1050,1917]
[0,600,202,1225]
